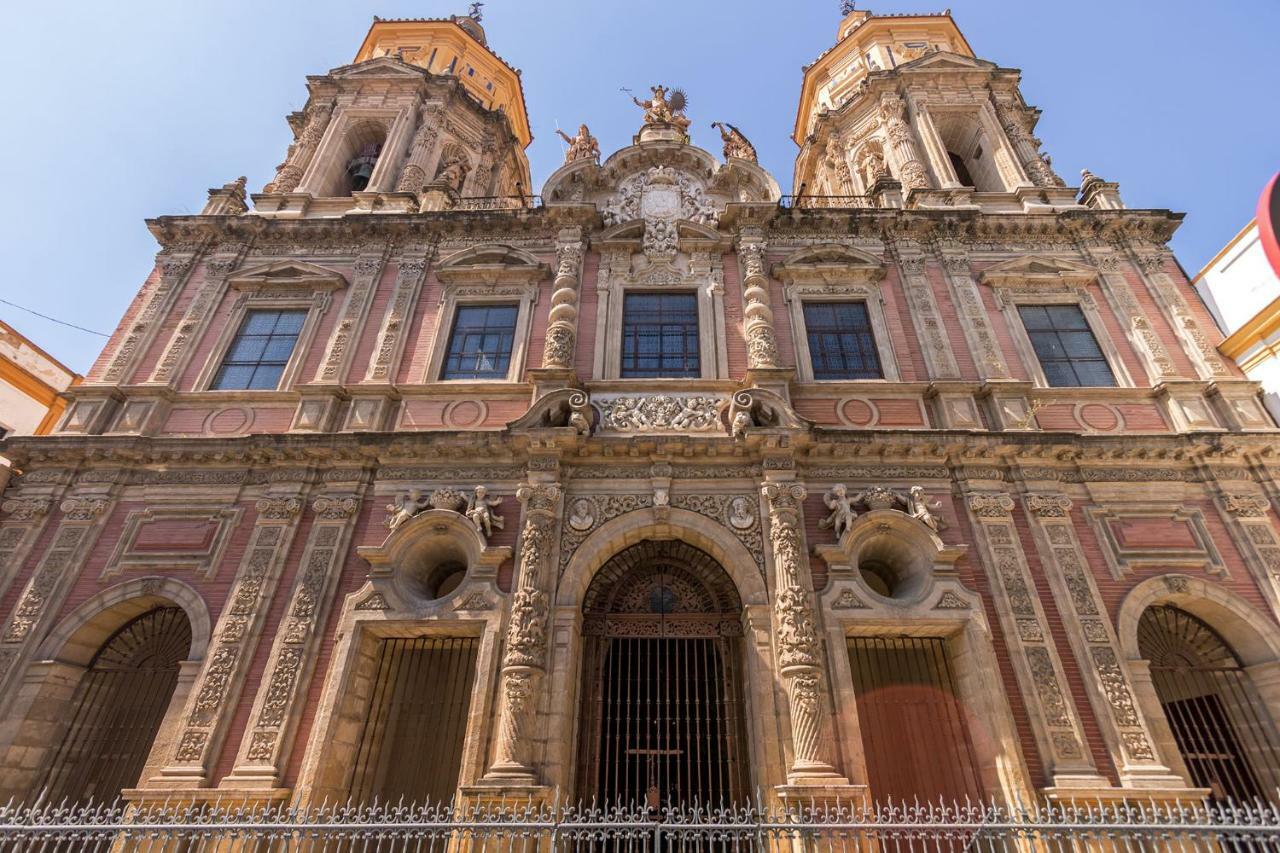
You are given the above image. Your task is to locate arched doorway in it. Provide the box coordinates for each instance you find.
[576,540,750,809]
[1139,605,1280,802]
[37,606,191,804]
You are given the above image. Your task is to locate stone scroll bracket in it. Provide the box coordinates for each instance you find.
[963,490,1110,791]
[222,490,367,789]
[1021,492,1190,793]
[150,494,306,788]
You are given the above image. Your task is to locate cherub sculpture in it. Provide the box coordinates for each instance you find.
[730,409,752,440]
[465,485,505,539]
[386,488,427,530]
[555,123,600,164]
[905,485,945,532]
[819,484,859,539]
[711,122,758,163]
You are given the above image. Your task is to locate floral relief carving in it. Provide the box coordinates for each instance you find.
[594,395,725,433]
[968,493,1015,518]
[1,499,51,521]
[1225,495,1271,518]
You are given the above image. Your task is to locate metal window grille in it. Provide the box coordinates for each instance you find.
[620,293,700,378]
[847,636,984,804]
[348,636,479,805]
[211,309,308,391]
[440,304,518,380]
[35,607,190,806]
[1018,304,1117,387]
[1140,605,1280,803]
[2,798,1279,851]
[803,301,882,380]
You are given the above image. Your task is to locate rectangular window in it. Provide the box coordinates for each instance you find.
[211,309,307,391]
[620,292,700,378]
[1018,304,1116,387]
[804,301,883,380]
[440,304,518,380]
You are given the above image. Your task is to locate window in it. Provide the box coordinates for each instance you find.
[620,293,700,378]
[211,309,307,391]
[1018,304,1116,387]
[440,304,518,380]
[804,301,883,380]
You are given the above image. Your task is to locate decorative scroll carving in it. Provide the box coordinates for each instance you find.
[594,394,725,433]
[968,493,1015,518]
[896,246,960,379]
[1025,494,1073,518]
[1134,251,1231,378]
[488,482,561,780]
[603,165,717,258]
[1,499,51,522]
[1224,495,1271,518]
[671,493,765,579]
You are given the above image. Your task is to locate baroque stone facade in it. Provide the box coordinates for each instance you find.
[2,5,1280,812]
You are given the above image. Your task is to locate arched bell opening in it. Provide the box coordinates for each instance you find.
[313,120,388,197]
[932,112,1004,193]
[1138,605,1280,802]
[575,540,750,809]
[35,606,192,805]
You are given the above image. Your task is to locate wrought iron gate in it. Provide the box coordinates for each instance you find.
[847,636,985,804]
[36,606,190,805]
[1140,605,1280,802]
[577,541,749,809]
[348,636,479,805]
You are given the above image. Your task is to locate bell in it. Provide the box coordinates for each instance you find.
[346,143,382,192]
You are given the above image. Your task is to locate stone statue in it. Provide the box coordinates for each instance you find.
[386,488,427,530]
[905,485,944,532]
[858,148,888,188]
[555,124,600,164]
[435,152,470,193]
[633,85,690,132]
[711,122,758,163]
[466,485,505,539]
[728,496,755,530]
[819,484,858,539]
[568,498,595,531]
[730,409,752,440]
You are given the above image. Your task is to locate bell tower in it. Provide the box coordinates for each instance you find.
[792,6,1078,211]
[254,7,533,216]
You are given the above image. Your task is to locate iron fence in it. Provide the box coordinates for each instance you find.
[2,797,1280,851]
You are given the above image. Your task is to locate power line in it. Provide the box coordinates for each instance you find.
[0,297,110,338]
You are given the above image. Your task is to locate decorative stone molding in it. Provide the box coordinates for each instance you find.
[103,506,241,580]
[602,166,718,258]
[363,256,431,383]
[486,481,561,783]
[593,394,726,434]
[761,482,841,781]
[0,499,51,522]
[1081,246,1179,382]
[227,492,364,785]
[1086,506,1226,579]
[315,252,389,384]
[159,494,305,784]
[934,245,1010,378]
[736,230,780,370]
[965,491,1101,784]
[894,244,961,380]
[103,252,198,383]
[1131,250,1231,379]
[1022,493,1179,784]
[1224,494,1271,518]
[149,250,246,385]
[264,101,334,194]
[879,95,929,191]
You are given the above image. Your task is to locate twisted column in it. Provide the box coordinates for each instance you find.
[542,231,585,369]
[991,95,1063,188]
[761,483,839,778]
[488,483,560,781]
[263,101,334,194]
[737,230,780,369]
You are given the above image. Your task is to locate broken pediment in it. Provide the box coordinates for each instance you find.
[228,260,347,292]
[771,243,886,285]
[978,255,1098,288]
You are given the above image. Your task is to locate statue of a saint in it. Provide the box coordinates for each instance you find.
[465,485,505,539]
[555,124,600,164]
[633,85,690,132]
[819,484,859,539]
[435,152,470,193]
[711,122,758,163]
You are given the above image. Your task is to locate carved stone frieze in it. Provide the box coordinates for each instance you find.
[594,394,725,433]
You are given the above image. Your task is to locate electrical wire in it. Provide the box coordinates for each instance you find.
[0,297,109,337]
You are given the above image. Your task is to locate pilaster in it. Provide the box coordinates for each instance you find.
[894,243,961,380]
[148,246,249,386]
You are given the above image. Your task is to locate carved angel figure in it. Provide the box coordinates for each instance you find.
[730,409,752,440]
[905,485,944,532]
[466,486,505,539]
[555,124,600,164]
[819,484,858,539]
[711,122,758,163]
[386,488,427,530]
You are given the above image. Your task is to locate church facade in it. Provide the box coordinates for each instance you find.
[2,6,1279,813]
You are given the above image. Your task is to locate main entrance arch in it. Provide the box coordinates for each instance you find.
[575,540,750,809]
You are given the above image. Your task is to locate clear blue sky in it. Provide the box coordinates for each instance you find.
[2,1,1277,373]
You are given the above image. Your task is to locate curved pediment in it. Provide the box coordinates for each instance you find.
[435,243,549,285]
[228,260,347,291]
[978,255,1098,288]
[771,244,885,285]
